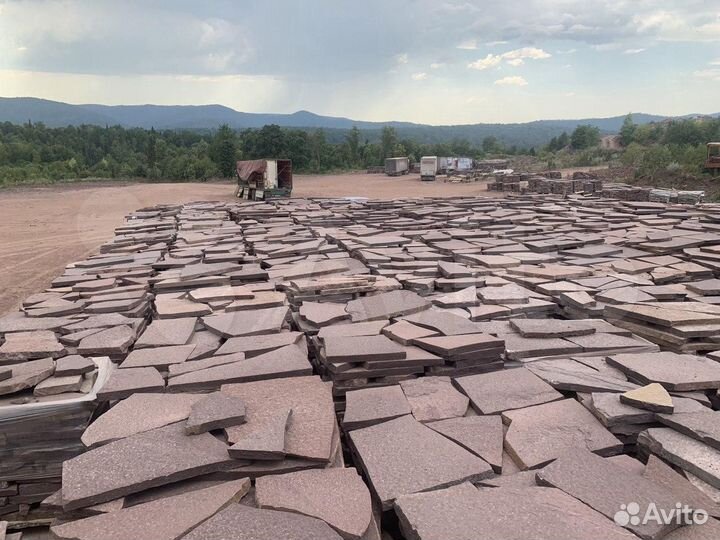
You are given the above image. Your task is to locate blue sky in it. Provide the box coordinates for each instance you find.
[1,0,719,124]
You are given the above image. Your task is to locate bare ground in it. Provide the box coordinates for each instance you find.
[0,174,498,314]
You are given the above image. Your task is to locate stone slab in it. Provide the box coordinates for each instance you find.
[185,392,246,435]
[399,377,469,422]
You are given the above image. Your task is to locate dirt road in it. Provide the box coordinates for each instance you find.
[0,174,498,314]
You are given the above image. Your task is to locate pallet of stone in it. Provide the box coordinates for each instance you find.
[0,357,111,524]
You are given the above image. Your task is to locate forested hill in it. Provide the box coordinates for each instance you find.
[2,97,715,148]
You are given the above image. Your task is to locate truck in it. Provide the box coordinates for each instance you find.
[235,159,293,200]
[384,157,410,176]
[420,156,441,181]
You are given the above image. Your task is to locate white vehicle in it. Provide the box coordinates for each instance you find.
[420,156,441,181]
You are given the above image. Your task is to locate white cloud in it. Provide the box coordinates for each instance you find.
[430,62,444,69]
[486,40,508,47]
[709,59,720,66]
[411,72,428,80]
[468,54,502,70]
[623,48,646,55]
[592,43,621,51]
[494,76,527,86]
[457,39,477,50]
[395,53,409,64]
[557,48,577,54]
[563,91,576,97]
[468,47,550,70]
[502,47,550,60]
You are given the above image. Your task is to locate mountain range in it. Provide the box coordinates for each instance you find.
[1,97,717,148]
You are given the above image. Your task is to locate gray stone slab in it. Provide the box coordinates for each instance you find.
[526,358,639,393]
[411,333,503,358]
[503,398,623,469]
[185,392,246,435]
[62,422,236,510]
[55,355,96,376]
[0,357,55,396]
[33,374,84,396]
[589,392,705,428]
[656,410,720,451]
[120,344,196,370]
[299,301,350,327]
[455,368,563,414]
[399,377,469,422]
[510,319,595,338]
[502,334,583,360]
[133,317,196,348]
[0,330,66,362]
[228,408,292,460]
[167,353,245,379]
[402,309,485,336]
[343,385,411,430]
[394,483,638,540]
[214,332,302,357]
[201,306,289,337]
[82,393,205,448]
[638,428,720,490]
[50,479,250,540]
[317,321,389,339]
[537,449,685,540]
[348,414,493,510]
[607,352,720,391]
[96,367,165,401]
[324,335,406,363]
[167,344,312,392]
[77,325,136,355]
[180,504,343,540]
[427,415,503,473]
[345,290,430,322]
[381,320,438,346]
[223,376,336,462]
[643,455,720,519]
[255,467,372,540]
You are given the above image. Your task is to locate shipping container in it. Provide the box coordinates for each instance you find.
[420,156,441,181]
[384,157,410,176]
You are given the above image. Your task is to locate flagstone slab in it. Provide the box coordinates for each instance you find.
[607,352,720,391]
[509,319,595,338]
[348,415,493,510]
[180,504,343,540]
[62,422,236,510]
[255,468,372,540]
[77,325,136,355]
[185,392,246,435]
[345,290,430,322]
[455,368,563,414]
[82,393,205,447]
[620,383,674,413]
[656,410,720,451]
[0,330,66,362]
[50,479,250,540]
[96,367,165,401]
[399,377,469,422]
[228,407,292,460]
[0,357,55,396]
[537,449,685,540]
[638,428,720,490]
[503,398,623,469]
[201,306,289,337]
[55,355,96,376]
[526,358,638,393]
[120,344,196,370]
[134,318,196,348]
[344,386,411,430]
[427,415,503,473]
[394,483,638,540]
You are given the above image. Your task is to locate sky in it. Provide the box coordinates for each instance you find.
[0,0,719,125]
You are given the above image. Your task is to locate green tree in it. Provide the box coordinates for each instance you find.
[210,124,237,177]
[570,125,601,150]
[345,126,361,167]
[619,114,636,147]
[381,126,397,159]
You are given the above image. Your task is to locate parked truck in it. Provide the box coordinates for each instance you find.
[235,159,293,200]
[384,157,410,176]
[420,156,441,181]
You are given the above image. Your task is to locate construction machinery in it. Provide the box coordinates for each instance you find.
[235,159,292,200]
[705,143,720,175]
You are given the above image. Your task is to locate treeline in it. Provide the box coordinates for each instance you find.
[0,122,525,185]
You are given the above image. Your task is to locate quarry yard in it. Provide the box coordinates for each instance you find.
[0,174,497,315]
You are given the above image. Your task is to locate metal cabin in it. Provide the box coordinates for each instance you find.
[384,157,410,176]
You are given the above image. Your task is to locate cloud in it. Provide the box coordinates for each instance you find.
[486,40,508,47]
[494,76,527,86]
[563,91,576,97]
[411,72,428,80]
[623,48,646,54]
[468,54,502,70]
[430,62,444,69]
[710,59,720,66]
[468,47,551,70]
[592,43,621,51]
[395,53,409,64]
